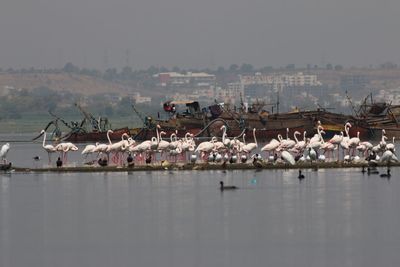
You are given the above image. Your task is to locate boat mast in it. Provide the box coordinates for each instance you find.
[276,91,280,114]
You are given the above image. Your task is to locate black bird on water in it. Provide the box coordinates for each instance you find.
[33,156,41,161]
[298,170,305,180]
[56,157,63,167]
[220,181,237,191]
[380,169,391,178]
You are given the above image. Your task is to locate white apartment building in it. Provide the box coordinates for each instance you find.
[215,83,244,103]
[131,92,152,104]
[240,72,321,91]
[154,72,216,87]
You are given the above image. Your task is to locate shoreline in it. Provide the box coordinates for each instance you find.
[9,161,397,173]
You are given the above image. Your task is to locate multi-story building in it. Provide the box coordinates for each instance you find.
[240,72,321,91]
[153,72,216,87]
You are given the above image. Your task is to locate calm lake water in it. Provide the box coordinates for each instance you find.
[1,135,400,267]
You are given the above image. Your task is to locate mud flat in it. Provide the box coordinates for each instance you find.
[10,161,399,173]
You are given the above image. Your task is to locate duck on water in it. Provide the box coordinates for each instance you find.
[220,181,237,191]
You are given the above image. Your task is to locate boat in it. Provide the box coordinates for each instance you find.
[352,94,400,139]
[34,104,130,143]
[130,100,349,141]
[63,127,130,143]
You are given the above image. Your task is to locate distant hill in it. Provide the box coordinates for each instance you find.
[0,72,133,96]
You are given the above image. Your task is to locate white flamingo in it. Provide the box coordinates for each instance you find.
[242,128,258,154]
[221,125,231,148]
[40,130,57,163]
[380,150,398,163]
[386,137,395,152]
[293,131,307,152]
[261,138,280,157]
[0,143,10,164]
[81,142,98,161]
[281,151,295,165]
[195,137,216,159]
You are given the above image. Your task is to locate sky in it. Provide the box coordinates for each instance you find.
[1,0,399,70]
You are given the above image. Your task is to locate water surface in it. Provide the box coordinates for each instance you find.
[1,137,400,267]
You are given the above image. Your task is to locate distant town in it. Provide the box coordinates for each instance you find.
[1,62,400,122]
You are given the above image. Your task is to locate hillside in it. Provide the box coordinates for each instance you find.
[0,72,134,96]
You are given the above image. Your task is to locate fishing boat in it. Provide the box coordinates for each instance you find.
[130,100,336,141]
[352,94,400,139]
[34,104,130,143]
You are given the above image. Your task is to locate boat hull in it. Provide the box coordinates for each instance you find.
[64,127,130,143]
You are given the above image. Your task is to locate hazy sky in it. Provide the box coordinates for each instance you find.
[1,0,399,70]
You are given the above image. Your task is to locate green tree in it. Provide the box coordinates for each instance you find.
[63,62,79,73]
[229,64,239,72]
[240,63,254,73]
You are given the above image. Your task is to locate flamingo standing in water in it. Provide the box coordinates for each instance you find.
[55,142,78,163]
[241,128,258,156]
[195,137,216,160]
[0,143,10,164]
[261,138,280,159]
[40,129,57,163]
[328,131,343,160]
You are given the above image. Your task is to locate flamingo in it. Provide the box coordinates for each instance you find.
[309,124,324,144]
[281,151,295,165]
[81,142,98,161]
[169,146,182,162]
[242,128,258,154]
[261,138,280,158]
[0,143,10,164]
[307,126,324,150]
[386,137,395,152]
[195,138,216,160]
[280,128,296,149]
[40,129,57,163]
[55,142,78,163]
[293,131,307,152]
[169,131,179,150]
[380,150,398,163]
[129,137,156,164]
[320,141,336,160]
[348,131,360,155]
[157,131,171,159]
[221,125,231,148]
[339,122,352,159]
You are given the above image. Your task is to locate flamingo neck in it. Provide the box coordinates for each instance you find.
[294,132,299,143]
[107,131,112,145]
[253,129,257,146]
[42,131,46,147]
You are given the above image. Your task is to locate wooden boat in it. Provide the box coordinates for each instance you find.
[63,127,130,143]
[35,104,131,143]
[131,101,345,141]
[354,94,400,139]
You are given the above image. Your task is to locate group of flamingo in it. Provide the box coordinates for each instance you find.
[260,122,398,165]
[38,121,398,166]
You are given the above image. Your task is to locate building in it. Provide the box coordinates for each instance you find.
[132,93,152,104]
[153,72,216,87]
[240,72,321,91]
